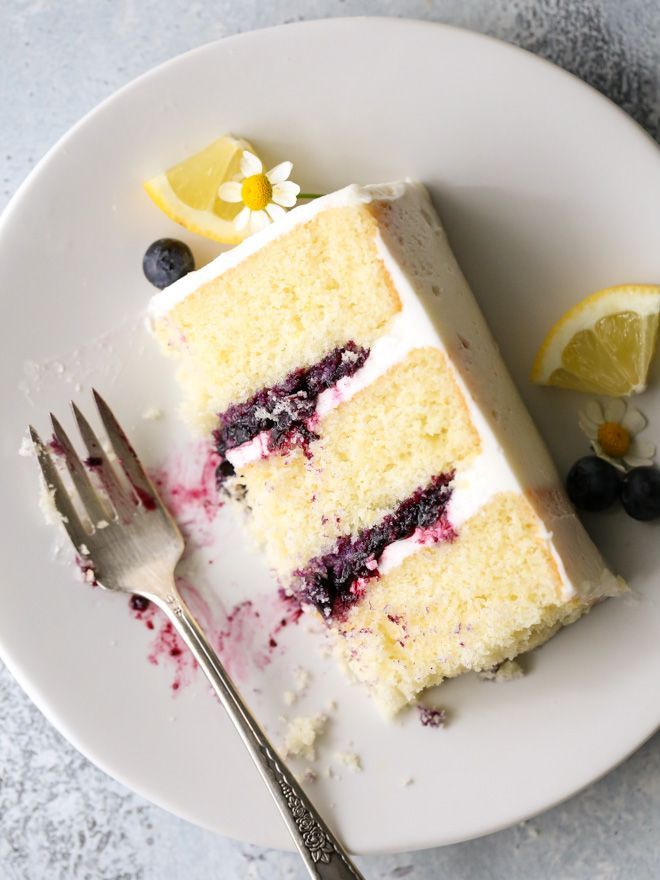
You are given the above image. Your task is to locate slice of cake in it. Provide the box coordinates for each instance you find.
[148,181,625,716]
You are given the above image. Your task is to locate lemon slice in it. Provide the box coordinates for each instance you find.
[144,135,254,244]
[531,284,660,396]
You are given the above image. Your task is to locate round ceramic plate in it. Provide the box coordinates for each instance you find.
[1,17,659,855]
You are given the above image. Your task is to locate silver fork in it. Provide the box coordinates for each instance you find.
[29,390,365,880]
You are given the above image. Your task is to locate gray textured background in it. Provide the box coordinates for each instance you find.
[1,2,659,878]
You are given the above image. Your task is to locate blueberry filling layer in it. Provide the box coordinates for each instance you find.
[296,473,455,620]
[214,342,369,475]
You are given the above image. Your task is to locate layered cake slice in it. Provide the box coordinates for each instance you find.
[148,181,624,716]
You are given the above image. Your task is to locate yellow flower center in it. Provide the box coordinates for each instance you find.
[241,173,272,211]
[597,421,631,457]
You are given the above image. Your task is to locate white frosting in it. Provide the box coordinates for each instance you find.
[378,521,455,577]
[226,432,271,468]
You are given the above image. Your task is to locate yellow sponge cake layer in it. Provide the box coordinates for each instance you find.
[334,493,583,715]
[151,204,400,421]
[239,346,480,578]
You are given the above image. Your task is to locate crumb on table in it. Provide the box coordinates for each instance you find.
[282,713,328,761]
[334,751,362,772]
[478,659,525,682]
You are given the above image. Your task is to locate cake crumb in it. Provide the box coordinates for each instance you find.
[79,543,90,556]
[335,751,362,772]
[96,519,109,530]
[283,666,311,707]
[282,713,328,761]
[417,705,447,728]
[302,768,318,784]
[142,406,163,421]
[38,481,60,525]
[341,348,361,365]
[294,666,311,693]
[326,699,337,713]
[479,659,525,682]
[18,435,33,457]
[401,777,414,787]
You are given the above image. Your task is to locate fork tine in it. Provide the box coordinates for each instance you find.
[92,390,159,512]
[71,401,135,522]
[51,413,108,525]
[30,426,90,553]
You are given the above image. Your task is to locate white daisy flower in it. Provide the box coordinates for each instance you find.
[578,398,655,471]
[218,150,301,234]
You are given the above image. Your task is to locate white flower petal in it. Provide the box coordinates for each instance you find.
[579,412,599,431]
[623,455,654,468]
[240,150,262,177]
[593,445,626,471]
[218,181,243,202]
[266,202,286,221]
[249,210,271,232]
[579,410,599,428]
[234,206,251,231]
[272,181,300,208]
[585,400,604,424]
[622,406,647,435]
[630,438,656,459]
[604,398,626,424]
[272,193,298,208]
[266,161,293,184]
[274,180,300,197]
[578,416,598,440]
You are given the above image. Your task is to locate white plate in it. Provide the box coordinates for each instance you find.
[1,17,659,855]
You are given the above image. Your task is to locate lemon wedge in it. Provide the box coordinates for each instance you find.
[531,284,660,396]
[144,135,255,244]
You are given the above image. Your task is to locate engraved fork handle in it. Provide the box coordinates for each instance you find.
[156,586,366,880]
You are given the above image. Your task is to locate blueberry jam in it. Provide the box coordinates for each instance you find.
[417,705,447,728]
[130,595,151,613]
[296,473,455,620]
[214,342,369,478]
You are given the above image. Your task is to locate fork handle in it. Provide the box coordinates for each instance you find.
[160,591,366,880]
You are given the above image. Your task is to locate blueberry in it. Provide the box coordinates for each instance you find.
[621,467,660,521]
[143,238,195,289]
[566,456,621,511]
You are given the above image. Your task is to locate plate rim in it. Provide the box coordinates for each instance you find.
[1,15,659,854]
